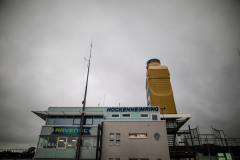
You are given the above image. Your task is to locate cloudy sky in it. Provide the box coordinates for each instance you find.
[0,0,240,149]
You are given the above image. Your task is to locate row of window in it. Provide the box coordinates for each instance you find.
[109,159,149,160]
[129,134,147,138]
[110,140,120,145]
[46,116,103,125]
[38,137,77,149]
[110,113,158,120]
[110,133,120,139]
[38,137,97,149]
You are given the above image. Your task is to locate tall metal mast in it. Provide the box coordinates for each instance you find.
[76,41,92,160]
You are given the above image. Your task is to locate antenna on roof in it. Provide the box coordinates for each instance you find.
[76,39,93,160]
[82,40,92,111]
[237,48,240,57]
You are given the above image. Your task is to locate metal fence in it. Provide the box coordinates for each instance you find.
[0,149,29,153]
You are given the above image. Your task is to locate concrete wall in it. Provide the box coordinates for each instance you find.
[101,121,170,160]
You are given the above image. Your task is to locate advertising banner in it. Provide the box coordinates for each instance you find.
[52,126,91,135]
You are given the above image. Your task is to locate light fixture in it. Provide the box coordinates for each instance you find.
[68,145,72,146]
[59,140,64,141]
[72,140,76,142]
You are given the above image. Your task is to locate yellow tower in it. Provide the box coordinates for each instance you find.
[146,59,177,114]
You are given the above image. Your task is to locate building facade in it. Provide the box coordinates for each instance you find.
[33,106,170,160]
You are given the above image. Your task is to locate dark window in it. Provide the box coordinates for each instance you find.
[67,137,76,148]
[47,137,57,148]
[85,117,93,125]
[93,117,103,125]
[65,116,73,125]
[74,116,81,125]
[152,115,158,120]
[56,116,65,125]
[47,116,57,125]
[58,137,67,148]
[122,114,130,118]
[140,114,148,117]
[112,114,119,117]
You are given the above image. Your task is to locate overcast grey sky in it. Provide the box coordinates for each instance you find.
[0,0,240,149]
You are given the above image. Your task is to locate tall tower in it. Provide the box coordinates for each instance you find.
[146,59,177,114]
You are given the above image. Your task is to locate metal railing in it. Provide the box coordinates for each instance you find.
[0,149,29,153]
[175,137,240,146]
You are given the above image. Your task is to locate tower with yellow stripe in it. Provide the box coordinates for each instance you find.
[146,58,177,114]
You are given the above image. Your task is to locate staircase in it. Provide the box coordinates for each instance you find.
[168,134,176,146]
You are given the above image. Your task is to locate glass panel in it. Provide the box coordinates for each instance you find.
[85,117,93,125]
[67,137,76,148]
[65,149,76,158]
[122,114,130,117]
[141,114,148,117]
[47,137,57,148]
[65,116,73,125]
[116,140,120,145]
[74,116,81,125]
[93,138,97,148]
[110,133,114,138]
[58,137,66,148]
[109,140,114,145]
[93,117,103,125]
[112,114,119,117]
[47,116,57,125]
[139,134,147,137]
[152,115,158,120]
[129,134,137,137]
[56,116,65,125]
[82,137,93,149]
[55,149,65,158]
[38,137,48,148]
[116,133,120,138]
[45,148,56,158]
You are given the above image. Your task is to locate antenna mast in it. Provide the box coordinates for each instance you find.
[76,40,92,160]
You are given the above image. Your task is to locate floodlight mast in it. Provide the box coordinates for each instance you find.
[76,41,92,160]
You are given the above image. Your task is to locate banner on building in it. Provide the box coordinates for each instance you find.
[52,127,91,135]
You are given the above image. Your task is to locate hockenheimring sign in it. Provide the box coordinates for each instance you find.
[106,107,159,112]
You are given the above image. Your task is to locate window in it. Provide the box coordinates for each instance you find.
[152,114,158,120]
[154,133,160,140]
[74,116,81,125]
[116,159,120,160]
[110,133,114,138]
[82,137,97,149]
[57,137,67,148]
[129,134,147,138]
[109,159,113,160]
[129,134,137,138]
[93,117,103,125]
[65,116,73,125]
[109,140,114,145]
[47,137,57,148]
[82,137,93,149]
[111,114,120,118]
[122,114,130,118]
[38,137,48,148]
[85,117,93,125]
[140,114,148,118]
[116,133,120,138]
[67,137,76,148]
[56,116,65,125]
[47,116,57,125]
[116,140,120,145]
[93,138,97,148]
